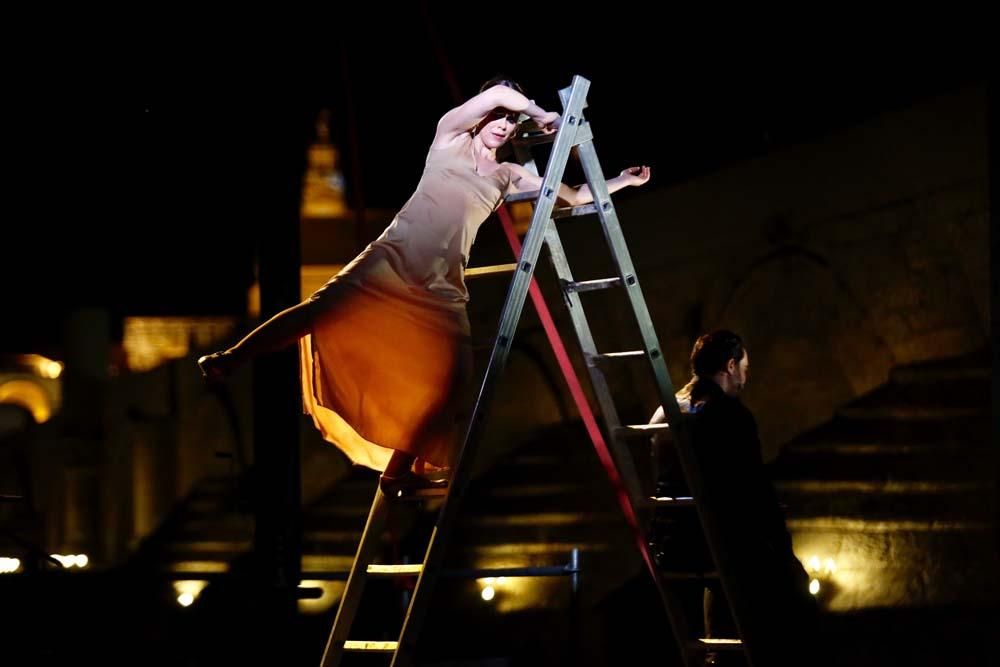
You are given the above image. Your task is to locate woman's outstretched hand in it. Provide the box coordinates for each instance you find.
[620,165,651,187]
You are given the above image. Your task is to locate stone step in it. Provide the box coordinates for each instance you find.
[301,529,365,550]
[474,460,610,489]
[771,446,995,482]
[186,475,241,493]
[304,503,374,519]
[889,352,990,385]
[177,515,253,536]
[836,405,985,421]
[780,439,993,456]
[460,511,621,529]
[309,477,379,506]
[301,510,369,533]
[182,497,243,516]
[479,482,594,499]
[776,480,994,521]
[456,512,630,548]
[787,515,994,533]
[463,490,617,517]
[785,415,989,448]
[856,373,988,405]
[165,539,251,561]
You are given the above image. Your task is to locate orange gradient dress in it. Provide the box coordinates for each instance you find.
[299,133,511,471]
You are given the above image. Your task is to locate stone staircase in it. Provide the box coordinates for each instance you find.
[132,420,638,623]
[770,349,997,611]
[129,346,999,665]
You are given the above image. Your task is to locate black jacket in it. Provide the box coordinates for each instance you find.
[688,381,797,567]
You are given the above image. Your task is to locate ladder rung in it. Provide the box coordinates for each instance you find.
[590,350,646,364]
[505,189,599,211]
[366,564,423,576]
[513,131,557,147]
[505,190,542,203]
[516,120,591,145]
[659,570,719,580]
[518,120,591,145]
[614,423,670,438]
[385,486,449,501]
[344,640,398,653]
[552,203,598,219]
[687,638,743,651]
[565,277,621,293]
[466,263,517,278]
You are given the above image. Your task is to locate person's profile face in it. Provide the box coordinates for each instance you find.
[734,352,749,392]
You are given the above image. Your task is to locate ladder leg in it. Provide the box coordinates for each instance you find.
[319,489,391,667]
[543,225,700,667]
[574,138,755,665]
[390,517,448,667]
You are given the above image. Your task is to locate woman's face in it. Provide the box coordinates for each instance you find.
[476,108,519,149]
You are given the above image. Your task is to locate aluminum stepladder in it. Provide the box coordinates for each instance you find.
[319,74,749,667]
[507,77,752,667]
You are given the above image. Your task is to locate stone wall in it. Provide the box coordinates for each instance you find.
[479,84,989,463]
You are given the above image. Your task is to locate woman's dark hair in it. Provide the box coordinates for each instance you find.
[688,330,745,405]
[474,76,527,138]
[479,75,525,96]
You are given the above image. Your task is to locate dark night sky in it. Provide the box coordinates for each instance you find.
[1,12,988,353]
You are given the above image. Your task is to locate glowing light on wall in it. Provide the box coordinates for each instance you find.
[51,554,89,569]
[0,557,21,573]
[298,580,345,614]
[173,580,208,607]
[0,380,54,423]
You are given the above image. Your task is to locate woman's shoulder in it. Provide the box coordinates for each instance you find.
[428,130,471,154]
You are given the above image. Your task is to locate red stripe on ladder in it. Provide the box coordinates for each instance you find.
[496,206,656,575]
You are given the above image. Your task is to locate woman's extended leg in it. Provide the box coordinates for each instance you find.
[198,300,317,380]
